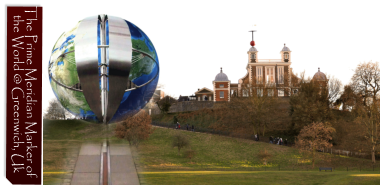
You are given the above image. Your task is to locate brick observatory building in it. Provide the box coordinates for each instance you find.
[192,32,328,102]
[210,42,294,101]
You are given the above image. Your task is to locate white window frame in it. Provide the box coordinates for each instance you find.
[257,89,263,97]
[242,89,248,97]
[220,91,224,98]
[277,66,284,84]
[278,89,284,97]
[266,66,275,84]
[256,66,263,83]
[268,89,274,97]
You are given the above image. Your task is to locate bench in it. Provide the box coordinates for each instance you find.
[319,167,332,172]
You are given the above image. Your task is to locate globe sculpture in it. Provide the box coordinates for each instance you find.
[48,15,159,123]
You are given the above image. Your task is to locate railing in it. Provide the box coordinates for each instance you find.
[257,59,283,63]
[151,121,295,146]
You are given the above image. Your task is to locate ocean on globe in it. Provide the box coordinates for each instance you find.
[48,18,159,123]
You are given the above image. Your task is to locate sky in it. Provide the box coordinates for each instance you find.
[43,6,380,113]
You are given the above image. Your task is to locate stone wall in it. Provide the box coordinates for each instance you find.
[147,97,290,115]
[147,101,215,115]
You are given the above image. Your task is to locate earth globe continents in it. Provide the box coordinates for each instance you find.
[48,15,159,123]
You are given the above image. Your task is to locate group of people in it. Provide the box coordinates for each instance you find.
[175,122,195,132]
[269,136,287,146]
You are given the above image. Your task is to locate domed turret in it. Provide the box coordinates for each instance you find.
[249,46,258,52]
[281,44,291,52]
[313,68,327,81]
[215,67,229,81]
[281,43,291,62]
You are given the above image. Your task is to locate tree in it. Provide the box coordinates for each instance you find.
[355,101,380,164]
[214,81,284,136]
[295,122,335,168]
[156,95,177,114]
[335,85,360,111]
[172,132,189,155]
[44,98,67,120]
[351,61,380,106]
[289,77,333,134]
[114,110,154,148]
[327,74,343,108]
[185,149,196,163]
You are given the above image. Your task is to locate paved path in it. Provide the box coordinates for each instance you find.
[110,144,140,185]
[71,144,102,185]
[70,143,139,185]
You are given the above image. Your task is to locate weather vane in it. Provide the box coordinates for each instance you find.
[249,30,256,46]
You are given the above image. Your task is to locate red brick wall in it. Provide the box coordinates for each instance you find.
[215,90,228,101]
[215,82,228,88]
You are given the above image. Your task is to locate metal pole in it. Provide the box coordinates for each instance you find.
[100,14,108,125]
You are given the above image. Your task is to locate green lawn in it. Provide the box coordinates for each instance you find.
[135,127,377,171]
[43,119,380,185]
[138,171,380,185]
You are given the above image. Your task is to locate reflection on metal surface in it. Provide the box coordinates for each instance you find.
[125,48,159,92]
[48,50,84,92]
[75,16,103,122]
[106,16,132,123]
[99,14,108,124]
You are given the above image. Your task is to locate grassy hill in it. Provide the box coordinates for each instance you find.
[43,119,380,184]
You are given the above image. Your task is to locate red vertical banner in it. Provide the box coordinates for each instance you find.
[6,6,43,184]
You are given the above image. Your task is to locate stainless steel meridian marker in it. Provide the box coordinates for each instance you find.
[49,15,159,123]
[75,16,103,122]
[99,15,108,124]
[106,16,132,123]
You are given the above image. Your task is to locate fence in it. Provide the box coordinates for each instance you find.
[151,121,376,160]
[151,121,295,145]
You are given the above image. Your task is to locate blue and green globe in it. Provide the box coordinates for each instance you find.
[48,18,159,122]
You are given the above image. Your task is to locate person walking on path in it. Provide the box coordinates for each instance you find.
[186,124,189,131]
[284,139,288,146]
[178,124,181,129]
[192,125,194,132]
[255,134,257,141]
[269,136,273,144]
[257,134,260,141]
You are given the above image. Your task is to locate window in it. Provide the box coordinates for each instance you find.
[256,66,263,83]
[198,96,200,101]
[278,66,284,84]
[220,91,224,98]
[243,90,248,97]
[219,84,224,88]
[266,67,275,83]
[285,53,289,59]
[278,89,284,97]
[268,89,274,97]
[250,53,256,59]
[257,89,263,97]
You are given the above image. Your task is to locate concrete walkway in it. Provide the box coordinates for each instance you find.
[70,143,139,185]
[110,144,140,185]
[71,144,102,185]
